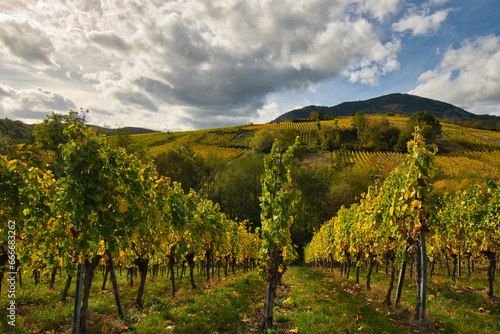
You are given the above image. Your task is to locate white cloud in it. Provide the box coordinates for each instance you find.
[393,9,450,36]
[86,31,129,52]
[346,38,401,86]
[0,83,76,119]
[410,35,500,114]
[428,0,452,6]
[0,0,406,129]
[254,102,283,125]
[354,0,402,22]
[0,19,57,67]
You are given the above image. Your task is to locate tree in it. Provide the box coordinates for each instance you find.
[407,111,441,143]
[365,118,401,151]
[0,118,33,143]
[351,111,367,138]
[27,109,87,178]
[290,167,331,253]
[277,129,301,150]
[324,162,373,218]
[33,110,87,157]
[153,146,199,193]
[108,127,133,150]
[308,111,320,121]
[210,152,264,229]
[249,129,275,153]
[0,133,14,157]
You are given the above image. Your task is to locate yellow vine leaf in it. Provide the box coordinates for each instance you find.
[78,254,86,264]
[119,250,127,260]
[47,217,57,230]
[411,199,421,209]
[118,196,128,213]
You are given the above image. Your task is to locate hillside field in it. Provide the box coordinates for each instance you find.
[130,115,500,184]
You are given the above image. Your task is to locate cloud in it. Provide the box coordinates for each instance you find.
[346,38,401,86]
[0,0,409,129]
[113,90,158,112]
[0,19,57,67]
[393,9,450,36]
[254,102,283,125]
[410,35,500,114]
[86,31,129,51]
[0,83,11,97]
[0,83,76,119]
[428,0,452,6]
[353,0,402,22]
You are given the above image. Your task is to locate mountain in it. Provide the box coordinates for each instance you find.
[271,93,499,128]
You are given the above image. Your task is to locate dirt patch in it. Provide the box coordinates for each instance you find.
[435,132,470,153]
[298,151,331,169]
[471,131,500,146]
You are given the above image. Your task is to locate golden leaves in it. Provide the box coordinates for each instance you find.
[117,196,128,214]
[46,217,57,230]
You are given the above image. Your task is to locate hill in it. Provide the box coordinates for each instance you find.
[271,93,500,128]
[0,118,34,143]
[89,125,159,135]
[132,114,500,160]
[0,117,157,143]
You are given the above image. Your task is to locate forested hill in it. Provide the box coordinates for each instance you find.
[272,93,500,128]
[0,118,34,143]
[90,125,159,135]
[0,117,157,143]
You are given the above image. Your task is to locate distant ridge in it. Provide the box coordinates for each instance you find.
[271,93,499,127]
[90,125,159,135]
[0,117,158,144]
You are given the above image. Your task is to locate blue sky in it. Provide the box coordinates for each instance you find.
[1,0,499,131]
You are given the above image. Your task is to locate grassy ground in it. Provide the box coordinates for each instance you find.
[0,263,498,333]
[0,267,266,334]
[291,264,500,334]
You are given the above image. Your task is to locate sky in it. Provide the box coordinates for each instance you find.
[1,0,500,131]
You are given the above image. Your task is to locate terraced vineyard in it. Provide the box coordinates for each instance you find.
[134,127,248,160]
[129,116,500,164]
[443,126,500,151]
[332,149,500,182]
[128,117,367,158]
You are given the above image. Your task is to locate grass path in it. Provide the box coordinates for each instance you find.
[271,266,422,334]
[275,266,499,334]
[1,265,498,333]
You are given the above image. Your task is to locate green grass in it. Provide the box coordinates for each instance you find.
[0,268,266,333]
[294,263,500,334]
[277,267,408,333]
[0,264,498,333]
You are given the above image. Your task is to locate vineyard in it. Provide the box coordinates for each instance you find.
[442,126,500,151]
[130,116,500,163]
[331,149,500,183]
[132,117,356,158]
[2,114,500,333]
[0,123,305,333]
[0,124,270,333]
[305,129,500,328]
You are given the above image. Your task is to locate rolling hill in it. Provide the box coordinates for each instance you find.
[271,93,500,128]
[0,117,157,144]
